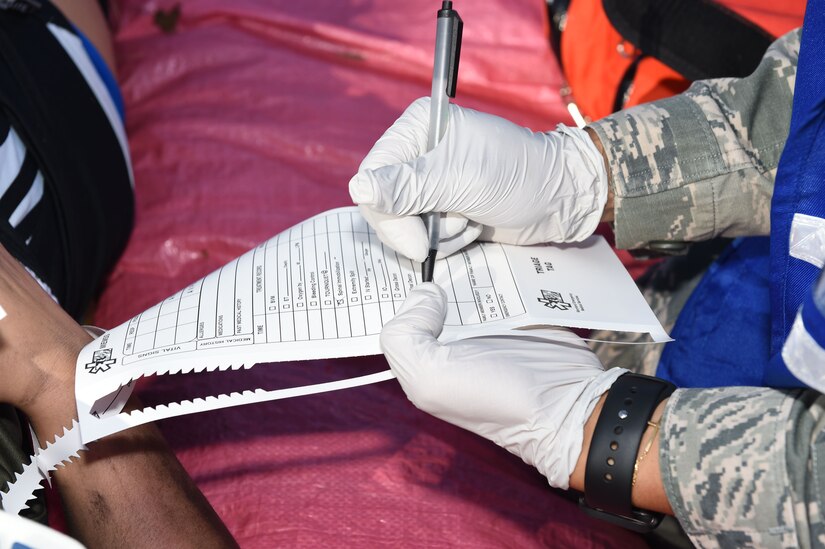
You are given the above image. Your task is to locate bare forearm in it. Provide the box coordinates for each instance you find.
[23,337,236,547]
[52,414,236,548]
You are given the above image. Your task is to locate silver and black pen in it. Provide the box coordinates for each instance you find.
[421,0,463,283]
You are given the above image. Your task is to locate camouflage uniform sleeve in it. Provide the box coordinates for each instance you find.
[588,29,801,250]
[659,387,825,547]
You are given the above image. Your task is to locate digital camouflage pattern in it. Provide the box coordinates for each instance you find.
[589,29,800,250]
[660,387,825,548]
[587,29,825,547]
[589,27,800,372]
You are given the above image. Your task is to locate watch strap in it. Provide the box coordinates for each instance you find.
[579,373,675,532]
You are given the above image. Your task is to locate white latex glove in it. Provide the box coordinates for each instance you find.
[349,98,608,262]
[381,283,627,489]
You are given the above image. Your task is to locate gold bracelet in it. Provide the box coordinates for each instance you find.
[631,420,660,488]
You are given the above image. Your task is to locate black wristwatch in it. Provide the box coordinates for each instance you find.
[578,373,676,532]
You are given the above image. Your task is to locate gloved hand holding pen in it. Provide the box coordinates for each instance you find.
[348,97,609,262]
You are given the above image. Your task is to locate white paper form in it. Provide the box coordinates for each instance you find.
[435,235,671,343]
[2,206,671,514]
[73,207,668,444]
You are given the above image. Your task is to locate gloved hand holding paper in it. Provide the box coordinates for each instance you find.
[382,283,628,490]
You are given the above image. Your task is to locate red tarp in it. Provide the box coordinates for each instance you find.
[88,1,647,546]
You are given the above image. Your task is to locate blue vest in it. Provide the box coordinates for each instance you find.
[656,0,825,389]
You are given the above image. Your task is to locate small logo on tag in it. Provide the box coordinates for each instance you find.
[85,348,116,374]
[537,290,573,311]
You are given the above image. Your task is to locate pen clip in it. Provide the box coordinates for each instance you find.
[445,11,463,98]
[438,2,462,99]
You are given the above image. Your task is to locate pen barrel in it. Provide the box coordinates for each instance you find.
[424,14,456,251]
[422,211,440,251]
[427,15,454,152]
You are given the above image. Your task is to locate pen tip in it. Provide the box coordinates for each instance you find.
[442,1,452,10]
[421,249,438,283]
